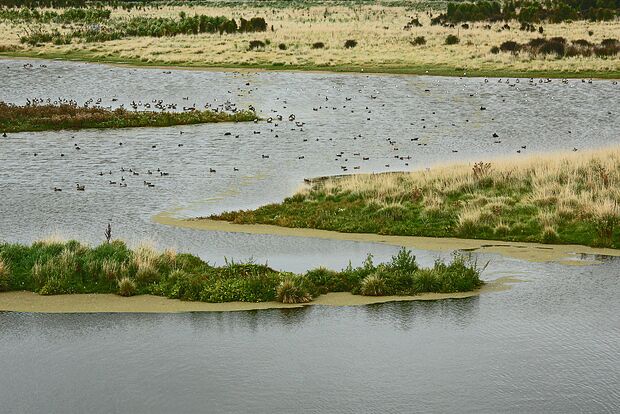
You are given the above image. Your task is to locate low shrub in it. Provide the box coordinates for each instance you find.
[344,39,357,48]
[278,43,287,50]
[311,42,325,49]
[445,35,459,45]
[248,40,265,50]
[411,36,426,46]
[500,40,520,53]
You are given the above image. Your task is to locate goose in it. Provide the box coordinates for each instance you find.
[76,184,85,191]
[53,187,62,192]
[209,168,216,173]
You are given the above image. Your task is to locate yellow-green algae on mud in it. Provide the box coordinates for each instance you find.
[0,278,515,314]
[154,212,620,265]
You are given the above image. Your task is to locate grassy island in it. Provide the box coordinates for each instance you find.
[0,240,483,304]
[0,102,256,133]
[211,147,620,249]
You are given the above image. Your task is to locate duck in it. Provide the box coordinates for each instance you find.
[76,184,85,191]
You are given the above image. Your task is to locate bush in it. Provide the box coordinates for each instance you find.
[500,40,520,53]
[248,40,266,50]
[344,39,357,48]
[445,35,459,45]
[311,42,325,49]
[411,36,426,46]
[278,43,287,50]
[117,277,136,297]
[539,40,565,56]
[490,46,500,54]
[304,267,339,294]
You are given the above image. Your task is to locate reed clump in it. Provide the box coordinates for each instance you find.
[212,147,620,248]
[0,242,483,303]
[0,101,256,133]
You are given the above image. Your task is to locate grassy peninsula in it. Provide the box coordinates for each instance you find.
[0,240,483,304]
[211,147,620,249]
[0,102,256,133]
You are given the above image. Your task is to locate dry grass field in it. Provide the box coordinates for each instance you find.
[1,3,619,77]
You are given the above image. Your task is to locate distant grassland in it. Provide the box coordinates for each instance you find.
[0,3,618,78]
[212,147,620,249]
[0,240,483,303]
[0,102,256,132]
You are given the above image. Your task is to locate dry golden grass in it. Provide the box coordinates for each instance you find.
[1,5,619,75]
[307,147,620,223]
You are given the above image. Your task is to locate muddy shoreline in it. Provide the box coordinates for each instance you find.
[0,277,515,313]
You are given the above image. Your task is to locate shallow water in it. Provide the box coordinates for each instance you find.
[0,59,619,413]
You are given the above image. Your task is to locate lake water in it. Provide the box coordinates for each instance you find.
[0,59,619,413]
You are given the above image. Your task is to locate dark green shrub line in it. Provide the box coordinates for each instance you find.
[491,37,620,58]
[0,7,111,23]
[17,13,268,45]
[432,0,619,25]
[0,241,484,303]
[0,102,256,133]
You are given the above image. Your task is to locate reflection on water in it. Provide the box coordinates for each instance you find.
[1,263,618,414]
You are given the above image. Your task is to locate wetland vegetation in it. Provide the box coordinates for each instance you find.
[0,240,483,303]
[0,101,256,132]
[0,0,618,77]
[211,147,620,249]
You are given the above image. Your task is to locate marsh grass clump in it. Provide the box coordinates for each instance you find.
[117,277,136,297]
[312,41,325,49]
[360,274,385,296]
[0,257,10,291]
[276,278,312,304]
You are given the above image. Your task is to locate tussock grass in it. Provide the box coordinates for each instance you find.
[0,241,483,303]
[1,4,618,76]
[213,147,620,248]
[0,102,256,133]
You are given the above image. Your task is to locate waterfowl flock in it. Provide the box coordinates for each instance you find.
[1,61,616,197]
